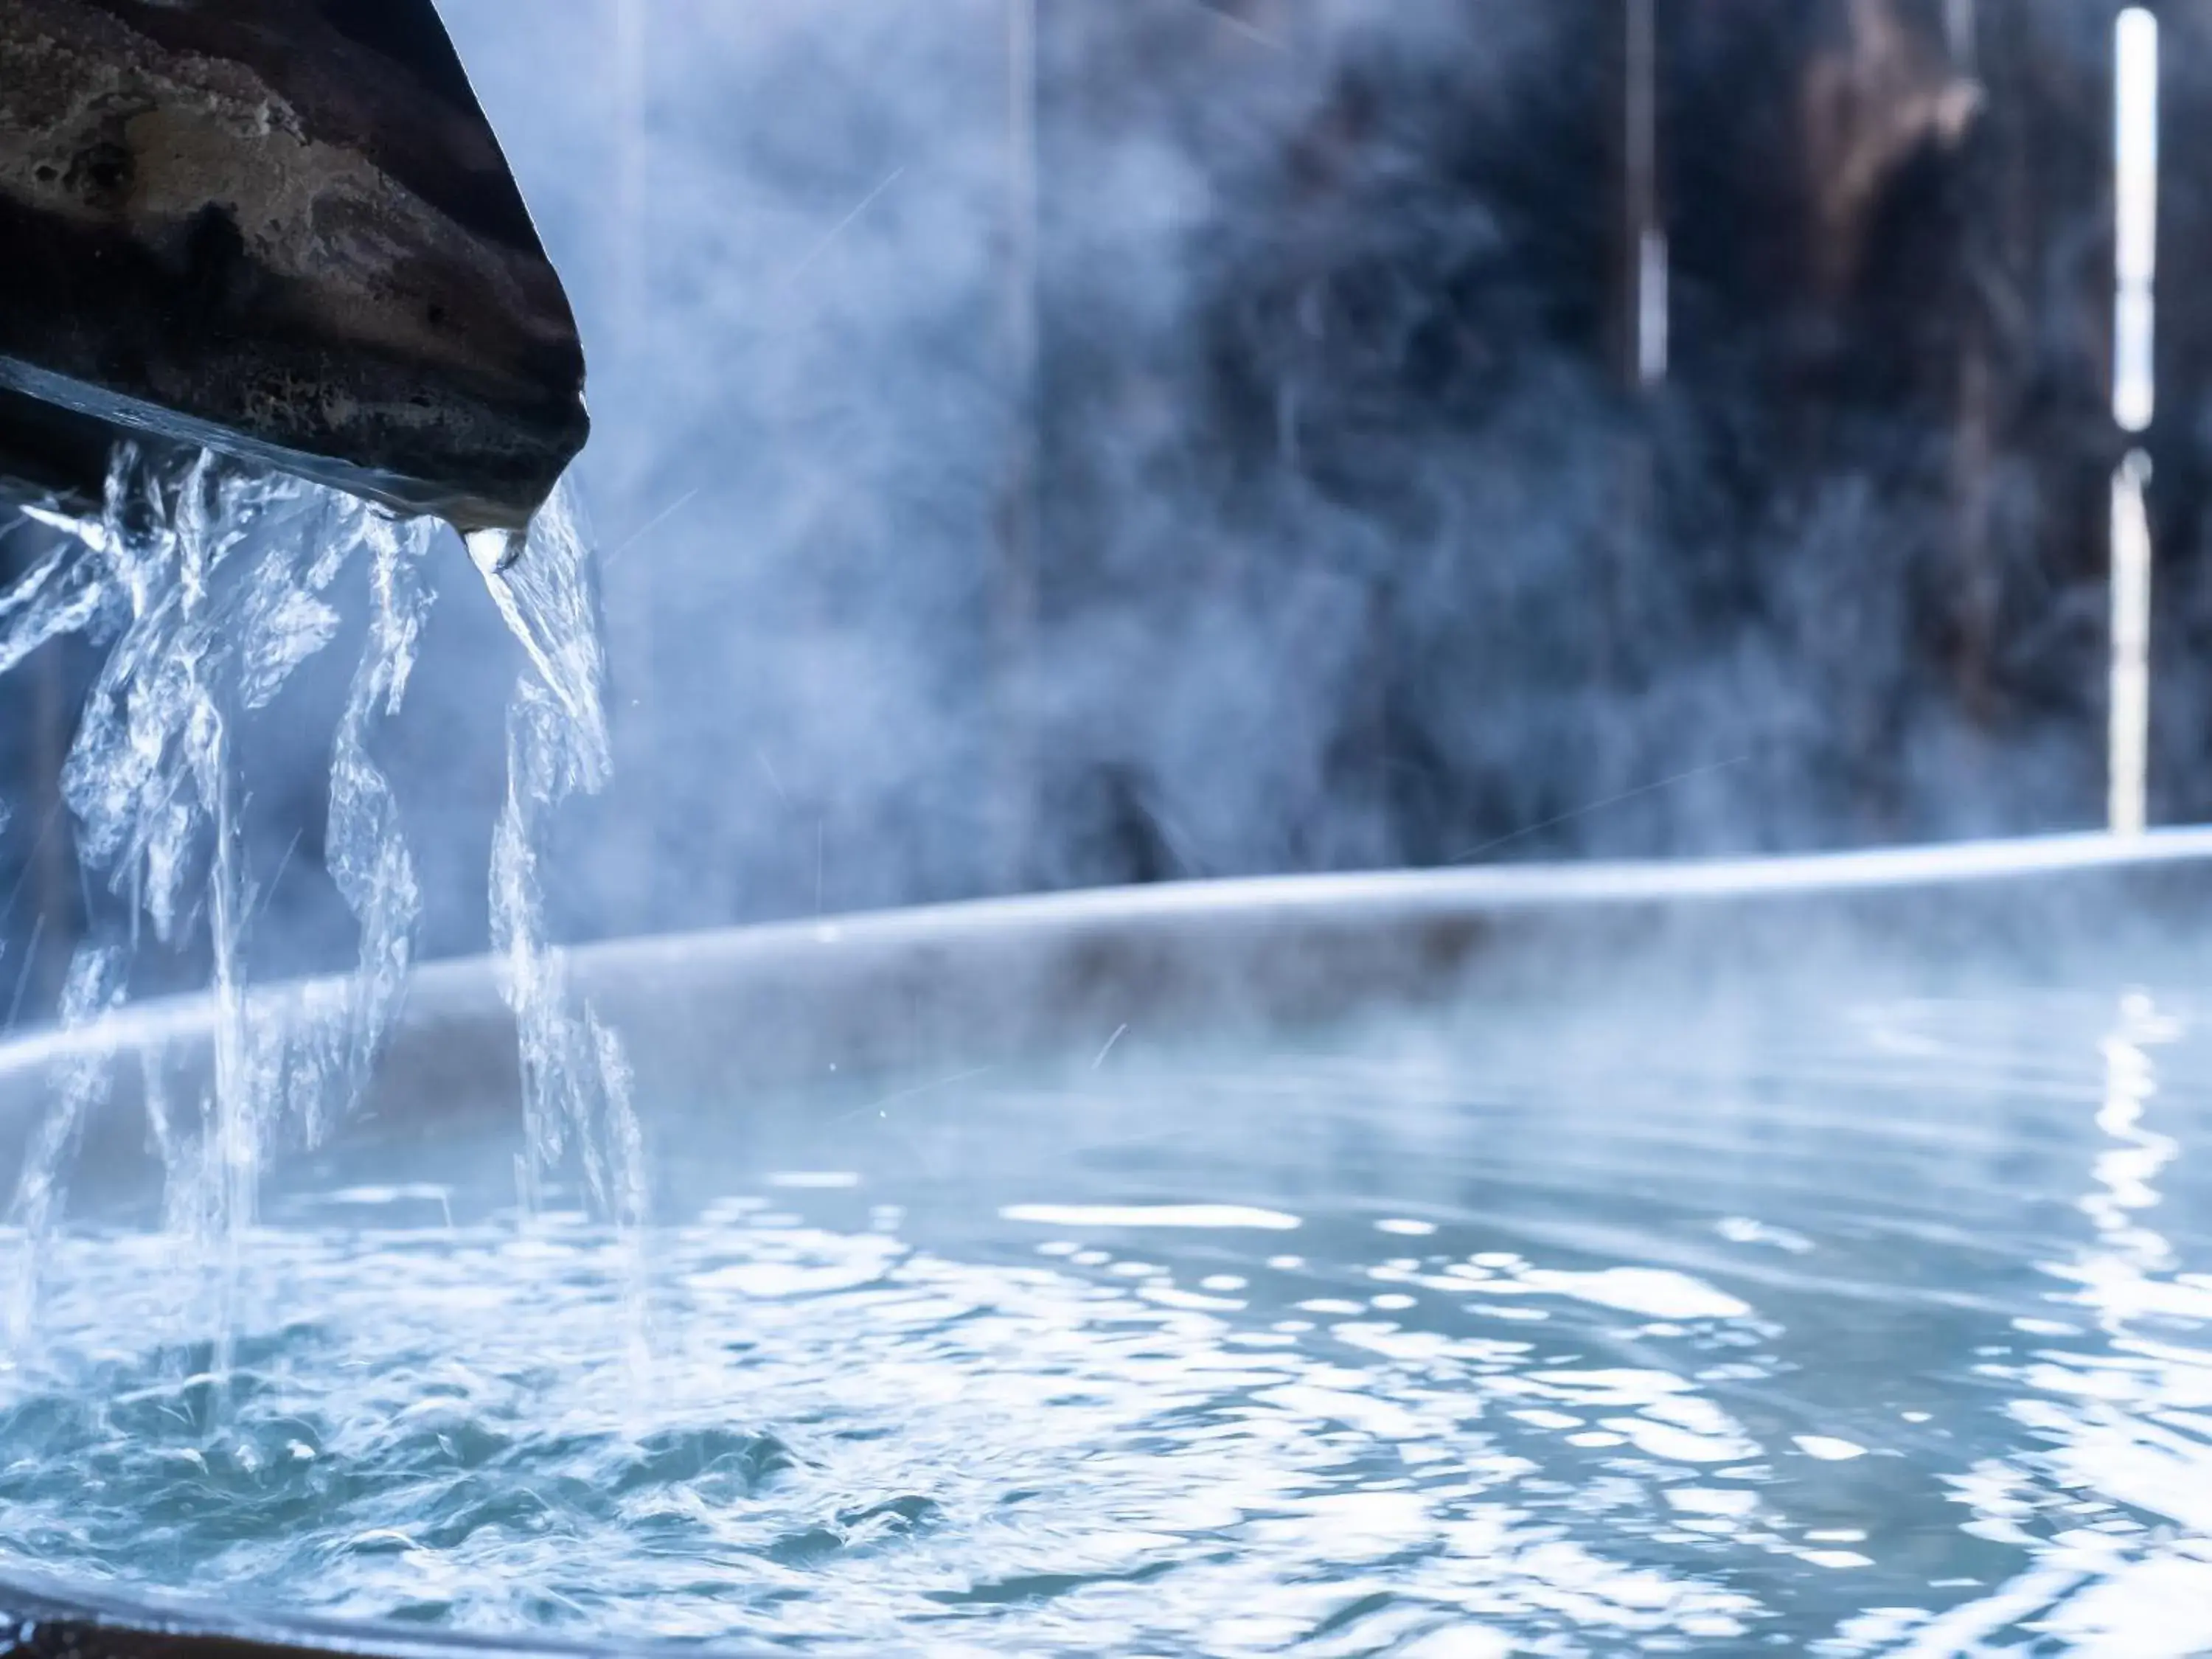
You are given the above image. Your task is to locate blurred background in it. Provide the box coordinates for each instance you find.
[0,0,2199,1014]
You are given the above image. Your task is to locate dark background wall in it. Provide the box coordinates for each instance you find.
[0,0,2195,1020]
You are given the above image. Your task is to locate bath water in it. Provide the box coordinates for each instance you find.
[0,984,2206,1655]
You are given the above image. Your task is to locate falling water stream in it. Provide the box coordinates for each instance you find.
[470,495,645,1242]
[0,448,638,1353]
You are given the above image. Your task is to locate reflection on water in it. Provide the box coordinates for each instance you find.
[1921,992,2212,1658]
[1,985,2211,1652]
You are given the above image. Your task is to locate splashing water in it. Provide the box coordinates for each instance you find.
[0,448,639,1354]
[470,487,647,1243]
[1,449,439,1343]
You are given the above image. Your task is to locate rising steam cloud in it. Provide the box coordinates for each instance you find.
[0,0,2126,1002]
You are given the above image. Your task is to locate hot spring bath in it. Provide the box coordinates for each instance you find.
[1,834,2211,1656]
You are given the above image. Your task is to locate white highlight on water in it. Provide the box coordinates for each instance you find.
[0,448,641,1358]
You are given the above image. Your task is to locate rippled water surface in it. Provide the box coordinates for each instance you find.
[4,984,2212,1655]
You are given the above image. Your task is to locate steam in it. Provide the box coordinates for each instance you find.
[0,1,2140,1004]
[432,0,2121,954]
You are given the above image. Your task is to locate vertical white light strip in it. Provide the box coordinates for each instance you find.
[1944,0,1978,74]
[2114,7,2159,433]
[2110,10,2159,836]
[1626,0,1666,386]
[1638,230,1669,387]
[1007,0,1039,368]
[2111,452,2154,837]
[613,0,649,353]
[995,0,1041,889]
